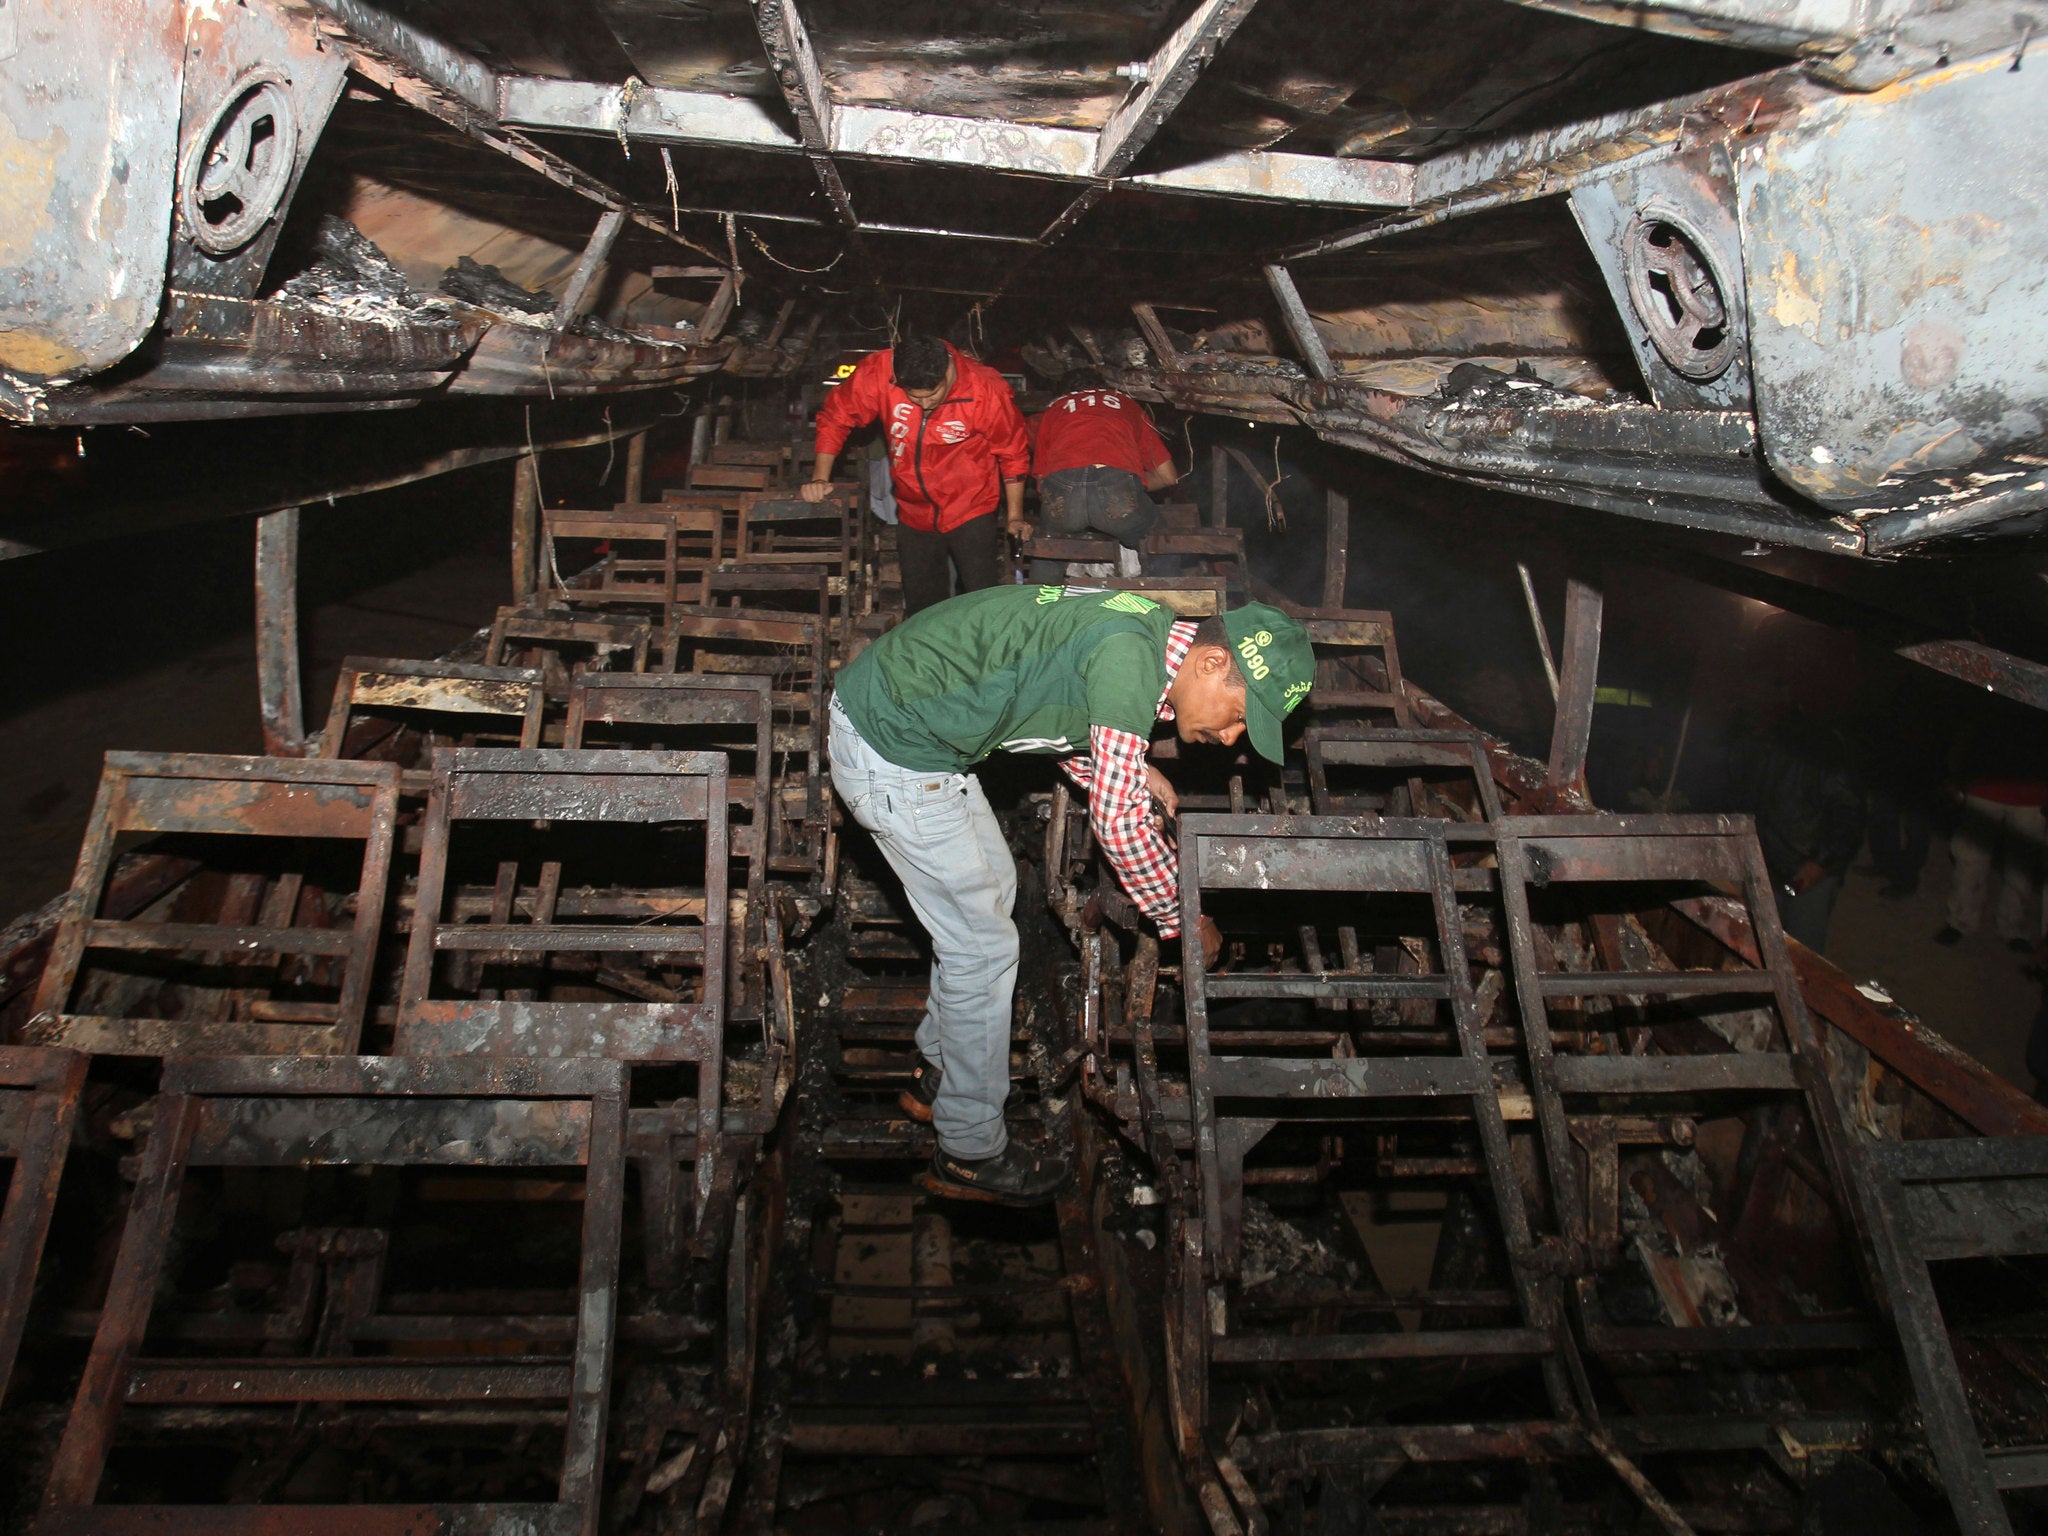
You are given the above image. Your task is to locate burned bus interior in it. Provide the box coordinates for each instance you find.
[6,1,2048,1532]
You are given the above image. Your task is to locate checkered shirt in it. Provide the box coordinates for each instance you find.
[1059,620,1196,937]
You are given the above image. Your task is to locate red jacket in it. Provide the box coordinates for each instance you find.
[814,344,1030,533]
[1031,387,1172,480]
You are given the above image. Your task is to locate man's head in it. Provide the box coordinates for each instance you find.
[1165,605,1315,762]
[1060,366,1108,392]
[892,334,954,408]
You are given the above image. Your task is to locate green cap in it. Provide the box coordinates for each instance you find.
[1220,603,1314,764]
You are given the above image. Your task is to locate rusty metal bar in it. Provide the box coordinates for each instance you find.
[1263,263,1336,383]
[254,507,305,757]
[1095,0,1264,177]
[512,452,541,602]
[1544,576,1602,789]
[553,209,626,330]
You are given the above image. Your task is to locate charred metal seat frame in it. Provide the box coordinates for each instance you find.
[319,656,547,771]
[395,748,728,1281]
[1176,813,1570,1411]
[1491,815,1867,1293]
[541,505,685,623]
[1304,726,1503,819]
[1298,608,1410,729]
[35,1054,627,1536]
[28,753,401,1057]
[1843,1128,2048,1534]
[485,606,653,682]
[665,608,828,883]
[563,674,796,1099]
[0,1047,87,1402]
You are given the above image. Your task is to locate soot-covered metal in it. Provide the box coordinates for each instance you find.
[6,2,2048,1534]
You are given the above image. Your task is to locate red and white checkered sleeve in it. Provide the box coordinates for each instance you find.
[1085,724,1181,937]
[1059,753,1096,791]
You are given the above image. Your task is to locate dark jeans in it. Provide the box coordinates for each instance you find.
[899,513,1006,616]
[1027,466,1157,584]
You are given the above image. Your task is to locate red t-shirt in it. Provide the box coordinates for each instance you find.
[1031,389,1172,480]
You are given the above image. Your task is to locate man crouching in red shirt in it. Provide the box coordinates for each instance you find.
[1025,367,1179,584]
[802,335,1030,615]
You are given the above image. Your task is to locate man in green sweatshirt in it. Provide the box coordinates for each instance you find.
[830,583,1314,1204]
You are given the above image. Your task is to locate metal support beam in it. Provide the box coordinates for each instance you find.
[1545,577,1603,789]
[624,431,647,504]
[554,209,626,329]
[253,508,306,757]
[1262,263,1335,381]
[511,452,541,602]
[1095,0,1264,178]
[1322,491,1349,608]
[497,77,1412,210]
[749,0,857,227]
[1273,69,1809,261]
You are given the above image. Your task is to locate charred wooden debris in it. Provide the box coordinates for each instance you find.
[3,444,2048,1536]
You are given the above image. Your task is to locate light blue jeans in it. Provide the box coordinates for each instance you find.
[829,694,1019,1158]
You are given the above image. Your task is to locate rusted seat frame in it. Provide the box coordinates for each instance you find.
[1296,606,1410,728]
[35,1054,627,1536]
[1491,814,1866,1269]
[28,753,401,1058]
[541,505,681,622]
[1303,726,1502,820]
[0,1047,87,1405]
[665,608,828,880]
[1856,1135,2048,1535]
[563,674,783,1065]
[1176,814,1554,1300]
[484,606,653,679]
[318,656,546,765]
[395,749,729,1278]
[731,490,854,573]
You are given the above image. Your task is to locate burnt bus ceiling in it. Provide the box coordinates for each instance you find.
[4,0,2048,556]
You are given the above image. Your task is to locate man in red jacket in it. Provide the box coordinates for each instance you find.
[802,335,1030,615]
[1025,368,1179,583]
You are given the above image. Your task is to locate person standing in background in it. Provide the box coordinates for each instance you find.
[1023,368,1179,584]
[803,334,1029,615]
[1937,736,2048,950]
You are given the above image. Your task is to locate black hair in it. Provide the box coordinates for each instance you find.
[1189,616,1246,686]
[893,334,951,391]
[1060,366,1108,391]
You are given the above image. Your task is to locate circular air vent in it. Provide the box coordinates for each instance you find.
[1622,201,1738,383]
[181,72,299,256]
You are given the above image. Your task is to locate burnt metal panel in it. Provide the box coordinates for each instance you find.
[1739,55,2048,520]
[0,0,181,385]
[1570,146,1753,411]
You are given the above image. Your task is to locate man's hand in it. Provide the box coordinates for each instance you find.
[800,479,835,504]
[1196,914,1224,970]
[1144,765,1178,819]
[1790,860,1829,895]
[1006,516,1032,541]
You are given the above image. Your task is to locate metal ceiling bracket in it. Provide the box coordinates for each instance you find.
[748,0,857,228]
[1261,264,1336,381]
[1095,0,1265,178]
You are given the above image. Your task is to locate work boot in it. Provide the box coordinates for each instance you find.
[898,1051,1024,1123]
[920,1140,1069,1207]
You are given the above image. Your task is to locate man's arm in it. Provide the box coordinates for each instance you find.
[1142,460,1179,492]
[1004,476,1029,539]
[804,355,883,501]
[1084,724,1183,937]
